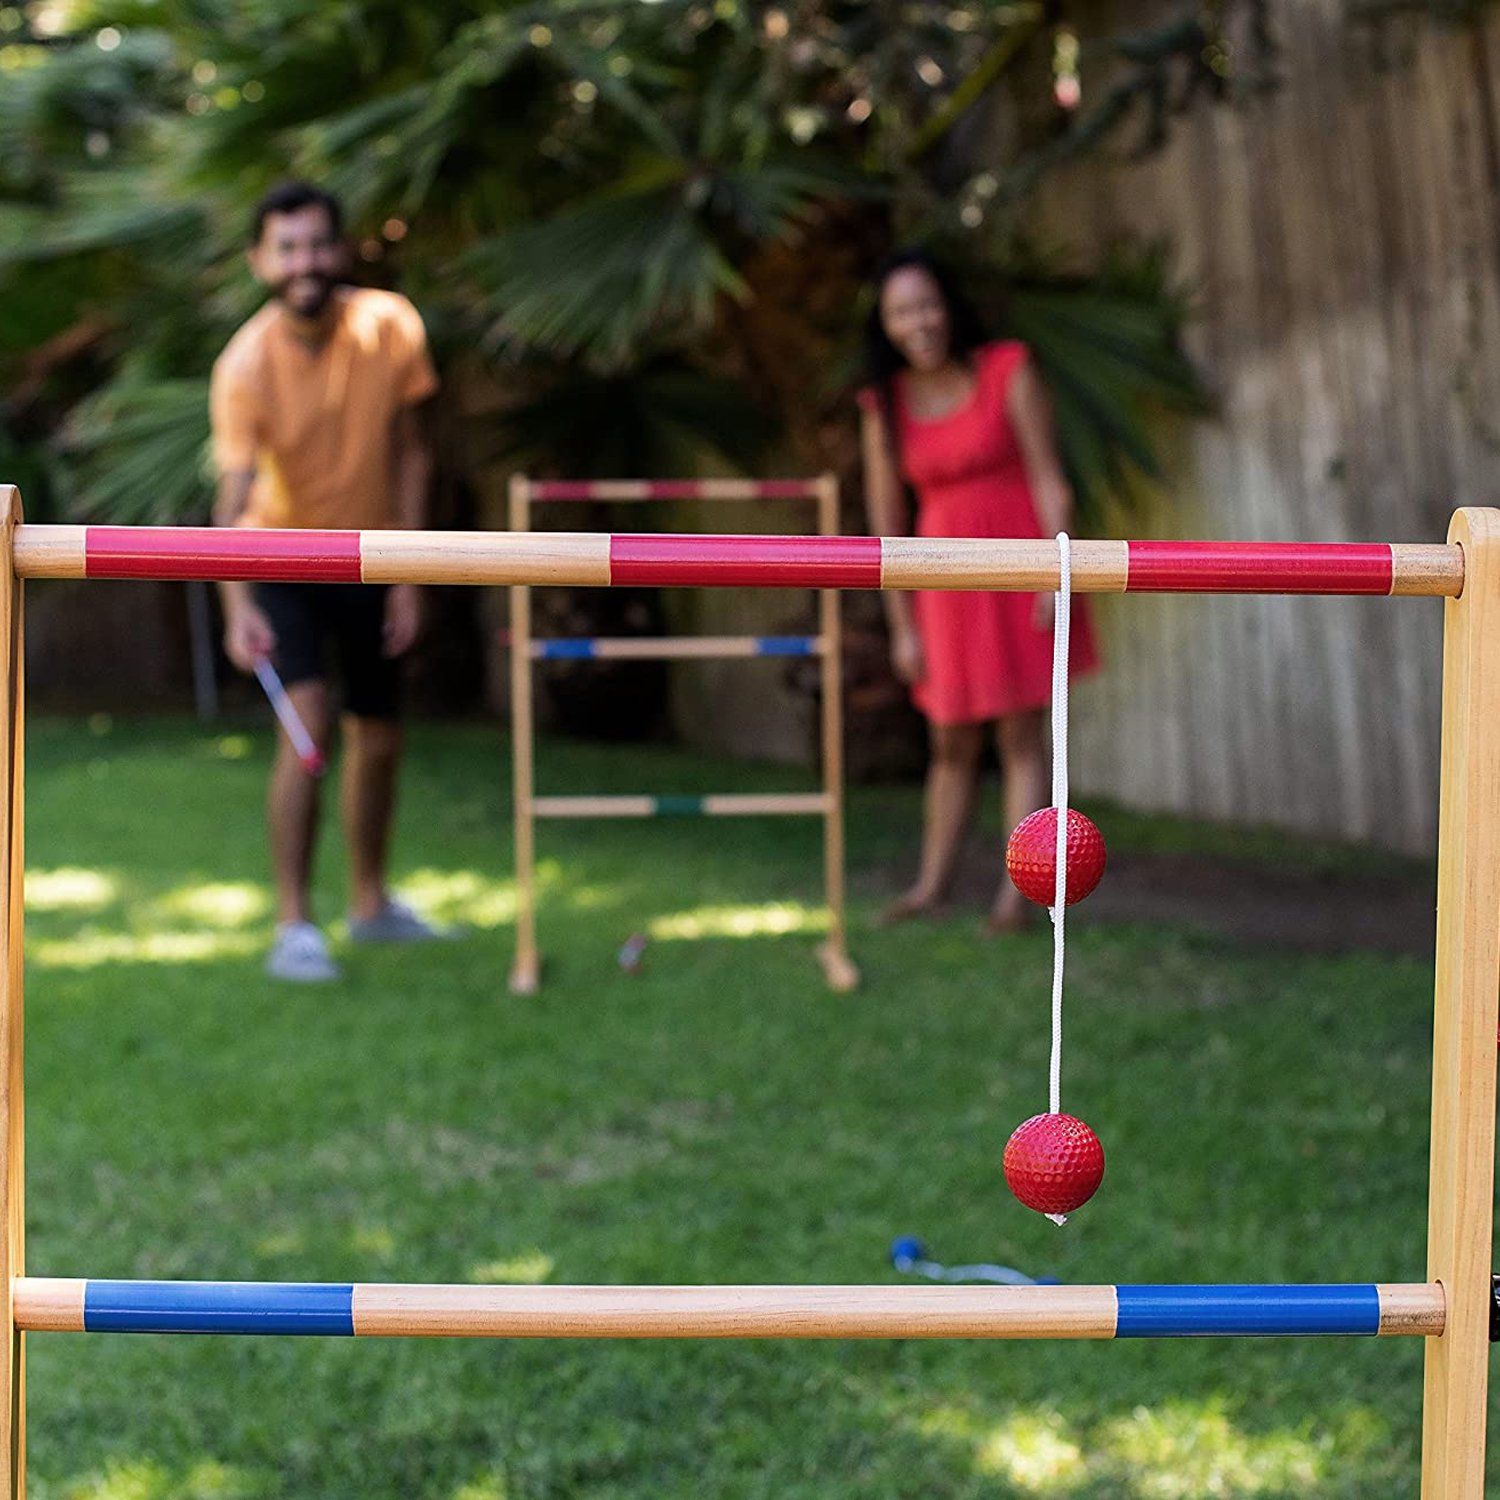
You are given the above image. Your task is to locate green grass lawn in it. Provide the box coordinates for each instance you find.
[17,716,1459,1497]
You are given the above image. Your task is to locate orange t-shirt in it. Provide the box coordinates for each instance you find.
[209,287,438,530]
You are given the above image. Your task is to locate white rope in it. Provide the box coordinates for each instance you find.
[1045,533,1072,1225]
[1049,534,1071,1114]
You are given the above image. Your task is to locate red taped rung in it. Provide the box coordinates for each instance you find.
[85,528,362,583]
[609,534,881,589]
[532,480,816,501]
[1127,541,1393,594]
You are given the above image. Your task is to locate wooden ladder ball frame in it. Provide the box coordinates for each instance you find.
[0,489,1492,1498]
[507,475,859,996]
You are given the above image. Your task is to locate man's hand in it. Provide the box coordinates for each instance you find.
[1032,592,1056,633]
[891,625,926,685]
[224,601,276,673]
[383,583,421,658]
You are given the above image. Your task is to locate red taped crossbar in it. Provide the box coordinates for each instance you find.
[85,528,362,582]
[609,535,881,588]
[1126,542,1394,594]
[532,481,816,501]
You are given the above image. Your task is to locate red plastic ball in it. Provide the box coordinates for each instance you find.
[1006,808,1107,907]
[1003,1112,1105,1215]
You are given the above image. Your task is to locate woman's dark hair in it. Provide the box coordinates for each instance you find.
[862,248,988,457]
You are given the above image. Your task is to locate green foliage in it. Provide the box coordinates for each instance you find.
[0,0,1226,521]
[481,358,777,477]
[1002,248,1210,524]
[61,377,213,522]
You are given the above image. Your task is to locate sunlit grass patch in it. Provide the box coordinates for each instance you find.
[468,1251,555,1284]
[60,1458,258,1500]
[208,735,254,762]
[153,882,270,930]
[451,1475,509,1500]
[1097,1397,1326,1497]
[974,1409,1088,1492]
[30,928,262,970]
[27,867,118,913]
[648,900,826,940]
[398,868,518,928]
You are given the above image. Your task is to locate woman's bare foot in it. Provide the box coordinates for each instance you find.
[877,887,947,927]
[982,890,1035,936]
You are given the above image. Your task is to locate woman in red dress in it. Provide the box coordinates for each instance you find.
[859,250,1099,932]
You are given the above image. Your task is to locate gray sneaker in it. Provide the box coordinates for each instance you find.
[348,898,448,944]
[266,921,341,982]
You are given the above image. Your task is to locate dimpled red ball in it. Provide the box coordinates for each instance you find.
[1006,807,1106,907]
[1003,1112,1105,1215]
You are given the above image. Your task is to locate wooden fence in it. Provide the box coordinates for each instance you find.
[1028,0,1500,851]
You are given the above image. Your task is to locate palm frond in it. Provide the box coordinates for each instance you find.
[1001,260,1208,524]
[481,358,775,477]
[59,377,212,524]
[465,186,743,365]
[0,169,207,268]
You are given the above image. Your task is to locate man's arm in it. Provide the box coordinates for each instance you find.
[214,469,275,671]
[382,403,432,657]
[392,404,431,531]
[860,401,923,685]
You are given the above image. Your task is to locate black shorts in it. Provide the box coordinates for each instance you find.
[254,582,401,720]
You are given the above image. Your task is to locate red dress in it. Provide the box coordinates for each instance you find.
[862,340,1099,725]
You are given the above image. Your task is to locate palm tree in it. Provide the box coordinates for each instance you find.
[0,0,1216,530]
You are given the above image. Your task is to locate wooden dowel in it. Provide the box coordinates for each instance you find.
[533,796,659,819]
[350,1283,1118,1338]
[365,531,611,586]
[815,475,858,993]
[881,537,1130,591]
[507,479,540,998]
[1420,508,1500,1498]
[0,488,23,1497]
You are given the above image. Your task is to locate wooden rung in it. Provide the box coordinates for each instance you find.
[530,636,824,661]
[12,1279,1445,1340]
[528,480,824,502]
[14,527,1467,597]
[532,794,830,819]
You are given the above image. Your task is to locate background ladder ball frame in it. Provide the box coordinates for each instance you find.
[0,488,1494,1499]
[506,474,859,997]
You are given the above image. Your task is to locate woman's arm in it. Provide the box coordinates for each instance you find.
[860,401,922,680]
[1008,355,1075,536]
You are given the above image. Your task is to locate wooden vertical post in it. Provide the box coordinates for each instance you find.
[1420,507,1500,1499]
[0,487,24,1498]
[508,476,540,996]
[815,475,858,993]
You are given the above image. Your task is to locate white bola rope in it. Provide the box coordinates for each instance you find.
[1046,533,1072,1226]
[1049,534,1072,1118]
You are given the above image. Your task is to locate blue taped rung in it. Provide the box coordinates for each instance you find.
[85,1280,355,1336]
[1115,1284,1381,1337]
[531,636,819,660]
[534,639,597,659]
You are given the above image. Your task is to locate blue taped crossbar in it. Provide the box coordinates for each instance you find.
[58,1280,1397,1338]
[535,639,597,659]
[534,636,816,659]
[84,1280,355,1335]
[1114,1284,1381,1337]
